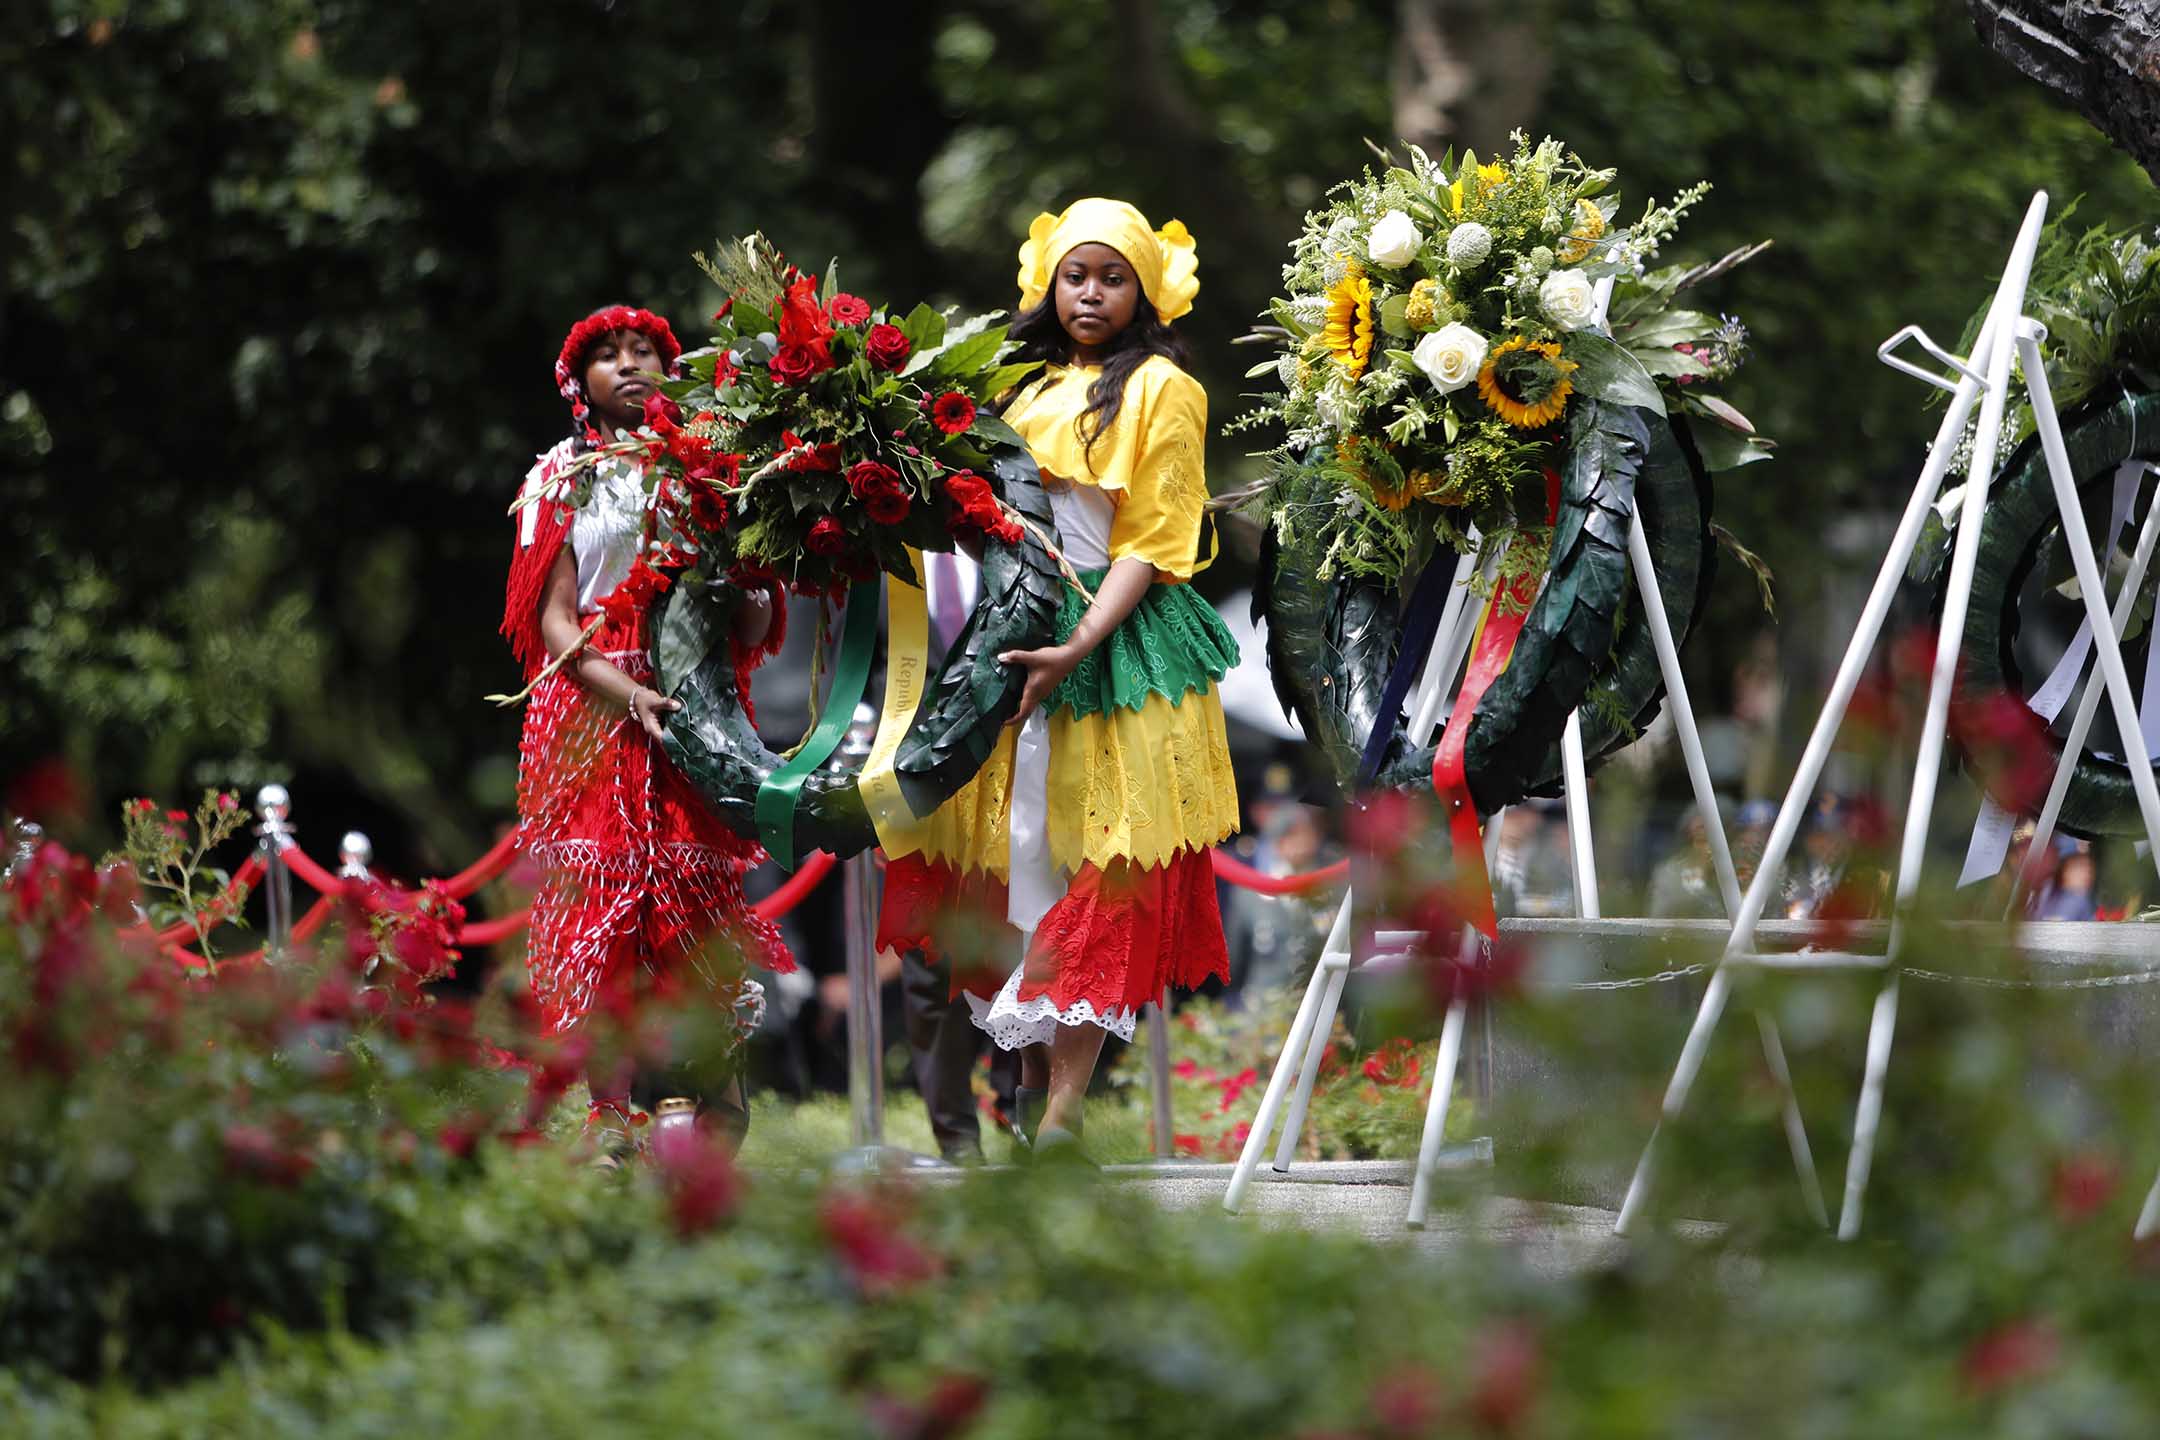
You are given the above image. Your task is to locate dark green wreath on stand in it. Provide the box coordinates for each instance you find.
[1940,381,2160,838]
[1262,397,1716,813]
[1922,219,2160,839]
[653,445,1062,863]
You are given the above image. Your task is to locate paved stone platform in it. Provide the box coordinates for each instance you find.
[1098,1148,1706,1270]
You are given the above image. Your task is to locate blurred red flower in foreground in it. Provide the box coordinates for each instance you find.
[1961,1317,2059,1396]
[2051,1151,2118,1225]
[222,1122,315,1188]
[1807,879,1875,950]
[820,1187,941,1294]
[651,1122,743,1238]
[1347,789,1419,859]
[865,1372,989,1440]
[1469,1322,1541,1433]
[1949,688,2055,814]
[1368,1363,1446,1434]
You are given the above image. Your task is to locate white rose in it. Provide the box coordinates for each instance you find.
[1539,268,1598,331]
[1444,222,1492,270]
[1412,323,1488,395]
[1366,209,1423,268]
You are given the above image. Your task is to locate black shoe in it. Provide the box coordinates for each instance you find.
[938,1137,987,1167]
[1011,1086,1048,1152]
[1032,1126,1096,1168]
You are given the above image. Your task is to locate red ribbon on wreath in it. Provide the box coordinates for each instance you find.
[1430,469,1562,938]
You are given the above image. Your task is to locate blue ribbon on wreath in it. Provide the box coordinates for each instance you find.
[1355,554,1460,786]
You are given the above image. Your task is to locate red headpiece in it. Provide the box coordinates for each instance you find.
[554,306,683,426]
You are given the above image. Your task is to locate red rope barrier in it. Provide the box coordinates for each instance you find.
[456,908,531,946]
[291,893,339,943]
[1208,848,1350,896]
[438,829,523,899]
[164,835,1310,966]
[754,849,836,920]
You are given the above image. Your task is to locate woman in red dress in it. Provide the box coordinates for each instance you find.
[501,306,791,1156]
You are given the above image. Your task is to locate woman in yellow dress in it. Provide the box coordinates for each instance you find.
[878,198,1240,1155]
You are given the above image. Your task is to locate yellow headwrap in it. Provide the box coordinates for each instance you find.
[1015,197,1200,323]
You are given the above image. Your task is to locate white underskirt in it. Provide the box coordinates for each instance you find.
[967,964,1140,1052]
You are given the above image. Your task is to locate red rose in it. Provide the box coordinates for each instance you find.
[829,292,871,326]
[768,343,829,387]
[846,460,903,499]
[806,518,848,556]
[712,349,740,390]
[866,489,911,525]
[865,323,911,372]
[928,391,977,435]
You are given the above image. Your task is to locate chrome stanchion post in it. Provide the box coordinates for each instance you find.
[1148,988,1175,1160]
[337,831,374,881]
[837,704,884,1151]
[256,784,295,962]
[3,818,42,884]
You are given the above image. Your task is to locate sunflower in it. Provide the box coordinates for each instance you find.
[1447,160,1511,216]
[1369,469,1418,511]
[1319,262,1375,379]
[1556,198,1608,264]
[1477,336,1578,429]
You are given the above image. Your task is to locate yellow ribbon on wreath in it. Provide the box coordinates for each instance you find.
[858,549,932,841]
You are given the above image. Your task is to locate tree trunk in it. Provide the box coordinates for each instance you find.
[804,0,954,300]
[1391,0,1553,160]
[1969,0,2160,184]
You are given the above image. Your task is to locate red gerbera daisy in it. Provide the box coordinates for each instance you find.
[928,391,977,435]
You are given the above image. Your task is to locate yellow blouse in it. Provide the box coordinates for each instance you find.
[1003,355,1214,580]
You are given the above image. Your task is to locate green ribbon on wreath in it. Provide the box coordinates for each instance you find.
[755,580,881,869]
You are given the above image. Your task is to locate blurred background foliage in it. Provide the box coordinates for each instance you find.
[3,0,2153,867]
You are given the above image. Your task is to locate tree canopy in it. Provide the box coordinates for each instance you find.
[4,0,2152,867]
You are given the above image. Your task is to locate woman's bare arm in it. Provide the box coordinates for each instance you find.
[996,555,1156,724]
[538,547,679,739]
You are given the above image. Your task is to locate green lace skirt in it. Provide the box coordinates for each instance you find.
[1045,568,1241,721]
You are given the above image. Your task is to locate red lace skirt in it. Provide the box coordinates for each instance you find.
[883,848,1228,1049]
[516,614,791,1034]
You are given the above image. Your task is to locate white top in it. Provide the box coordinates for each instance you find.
[1045,479,1114,571]
[518,440,677,616]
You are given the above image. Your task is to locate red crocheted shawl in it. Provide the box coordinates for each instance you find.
[499,445,788,698]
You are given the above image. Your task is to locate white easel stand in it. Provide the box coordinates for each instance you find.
[1224,275,1826,1227]
[1613,190,2160,1240]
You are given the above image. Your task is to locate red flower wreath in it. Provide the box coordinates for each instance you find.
[554,306,683,425]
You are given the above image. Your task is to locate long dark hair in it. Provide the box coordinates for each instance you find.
[1002,293,1193,466]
